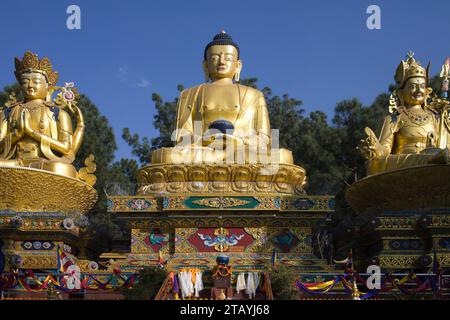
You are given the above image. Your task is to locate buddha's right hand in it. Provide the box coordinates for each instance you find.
[358,127,384,160]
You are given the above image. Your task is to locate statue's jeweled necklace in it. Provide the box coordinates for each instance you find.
[401,107,433,126]
[22,102,44,113]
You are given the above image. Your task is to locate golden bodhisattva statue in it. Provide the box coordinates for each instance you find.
[0,52,97,270]
[359,52,449,175]
[0,51,94,183]
[151,32,293,165]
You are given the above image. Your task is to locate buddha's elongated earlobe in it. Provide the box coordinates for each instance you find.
[202,61,210,83]
[234,60,242,82]
[234,71,240,82]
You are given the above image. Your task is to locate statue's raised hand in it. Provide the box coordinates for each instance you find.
[72,105,85,128]
[358,127,384,160]
[21,110,35,137]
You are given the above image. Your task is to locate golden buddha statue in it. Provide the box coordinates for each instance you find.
[0,51,87,179]
[151,31,293,165]
[358,52,449,175]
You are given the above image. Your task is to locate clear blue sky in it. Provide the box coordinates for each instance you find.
[1,0,450,161]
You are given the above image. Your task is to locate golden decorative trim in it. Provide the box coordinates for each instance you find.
[346,164,450,213]
[191,197,250,208]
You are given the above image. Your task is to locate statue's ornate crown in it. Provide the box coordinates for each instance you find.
[14,50,59,86]
[394,51,429,87]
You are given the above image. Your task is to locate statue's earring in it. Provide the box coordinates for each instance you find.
[424,87,433,105]
[234,71,240,82]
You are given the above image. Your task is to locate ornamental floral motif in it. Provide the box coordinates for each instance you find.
[191,197,250,208]
[127,199,151,210]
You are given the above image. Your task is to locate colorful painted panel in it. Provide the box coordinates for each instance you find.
[175,228,261,253]
[131,229,170,254]
[269,228,312,254]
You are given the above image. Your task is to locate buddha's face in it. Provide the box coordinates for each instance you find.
[20,72,48,101]
[204,45,241,80]
[402,77,427,106]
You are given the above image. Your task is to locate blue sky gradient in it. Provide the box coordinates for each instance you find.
[1,0,450,161]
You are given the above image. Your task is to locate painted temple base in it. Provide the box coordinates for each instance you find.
[0,166,98,271]
[106,193,334,272]
[101,162,335,273]
[345,164,450,271]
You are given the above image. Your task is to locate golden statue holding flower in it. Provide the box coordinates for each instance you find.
[0,51,97,213]
[0,51,92,180]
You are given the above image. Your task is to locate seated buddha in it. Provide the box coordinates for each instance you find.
[0,51,85,179]
[359,52,449,175]
[151,31,293,165]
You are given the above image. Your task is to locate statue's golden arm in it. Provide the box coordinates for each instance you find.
[0,109,5,142]
[70,105,85,154]
[175,88,198,144]
[359,115,398,160]
[236,92,271,147]
[377,115,398,156]
[255,93,271,139]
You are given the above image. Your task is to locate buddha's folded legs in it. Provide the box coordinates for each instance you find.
[152,146,295,165]
[151,146,224,164]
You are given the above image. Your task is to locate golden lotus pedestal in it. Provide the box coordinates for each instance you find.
[137,163,308,195]
[0,166,98,270]
[105,163,335,273]
[345,164,450,271]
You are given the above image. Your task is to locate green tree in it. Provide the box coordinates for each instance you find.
[122,85,183,165]
[268,264,300,300]
[121,267,167,300]
[0,83,22,105]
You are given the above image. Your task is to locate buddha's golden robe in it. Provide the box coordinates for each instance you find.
[367,108,440,175]
[151,83,293,164]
